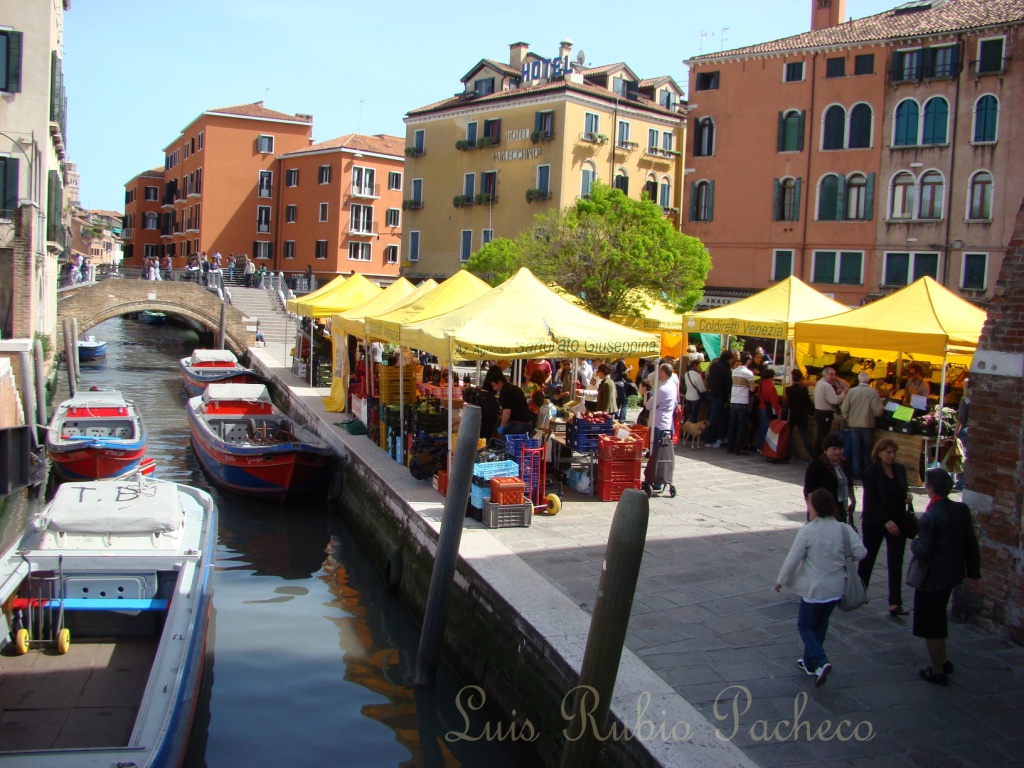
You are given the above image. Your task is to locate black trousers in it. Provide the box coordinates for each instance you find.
[813,409,835,456]
[858,522,907,607]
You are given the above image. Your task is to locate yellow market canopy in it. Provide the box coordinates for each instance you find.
[286,272,382,318]
[685,276,849,340]
[365,270,492,345]
[793,276,987,357]
[336,278,433,338]
[400,268,661,361]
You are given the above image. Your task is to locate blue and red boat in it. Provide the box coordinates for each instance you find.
[46,390,154,481]
[186,383,332,501]
[179,349,266,396]
[77,335,107,360]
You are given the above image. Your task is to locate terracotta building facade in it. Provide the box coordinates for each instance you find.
[684,0,1024,307]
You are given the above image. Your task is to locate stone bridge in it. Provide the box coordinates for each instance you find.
[57,279,253,355]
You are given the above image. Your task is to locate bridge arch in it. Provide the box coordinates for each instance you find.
[57,280,254,355]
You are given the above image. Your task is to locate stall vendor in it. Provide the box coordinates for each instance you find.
[902,363,932,406]
[494,373,535,436]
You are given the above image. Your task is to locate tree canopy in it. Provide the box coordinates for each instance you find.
[464,182,710,319]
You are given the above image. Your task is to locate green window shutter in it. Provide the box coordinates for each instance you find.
[864,173,875,220]
[772,179,781,220]
[707,181,715,221]
[777,112,785,152]
[835,175,847,221]
[534,112,542,132]
[797,110,806,151]
[921,47,936,78]
[2,157,18,212]
[793,178,802,222]
[7,31,23,92]
[688,181,698,221]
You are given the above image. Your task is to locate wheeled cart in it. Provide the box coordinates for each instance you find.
[642,432,677,498]
[520,445,562,514]
[8,554,70,655]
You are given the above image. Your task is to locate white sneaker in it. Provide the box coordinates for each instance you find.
[814,663,832,687]
[796,659,814,676]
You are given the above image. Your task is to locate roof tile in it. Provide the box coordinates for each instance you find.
[207,101,313,123]
[282,133,405,157]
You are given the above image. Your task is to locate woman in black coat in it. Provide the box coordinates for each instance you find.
[858,437,913,617]
[912,468,981,686]
[803,432,856,525]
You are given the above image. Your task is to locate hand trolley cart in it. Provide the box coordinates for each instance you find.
[9,554,70,654]
[642,431,677,498]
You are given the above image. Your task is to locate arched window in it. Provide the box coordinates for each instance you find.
[775,177,800,221]
[644,173,658,203]
[921,97,949,145]
[614,168,629,196]
[848,104,872,149]
[660,177,672,209]
[846,174,868,220]
[817,174,841,220]
[694,117,715,157]
[918,170,944,219]
[580,162,597,197]
[974,95,998,143]
[690,180,714,222]
[890,172,916,219]
[968,171,993,220]
[894,100,919,146]
[143,212,158,229]
[779,110,803,152]
[823,105,846,150]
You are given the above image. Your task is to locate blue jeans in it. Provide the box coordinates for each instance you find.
[847,426,874,480]
[726,403,750,453]
[707,394,725,443]
[798,598,839,671]
[757,408,773,450]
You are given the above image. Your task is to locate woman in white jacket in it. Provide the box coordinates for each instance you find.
[775,488,866,687]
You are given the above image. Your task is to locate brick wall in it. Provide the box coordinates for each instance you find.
[965,198,1024,644]
[0,359,24,429]
[11,205,37,339]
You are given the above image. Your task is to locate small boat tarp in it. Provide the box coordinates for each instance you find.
[189,349,238,365]
[202,383,273,405]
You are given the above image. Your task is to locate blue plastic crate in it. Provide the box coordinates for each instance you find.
[569,420,614,452]
[473,459,520,480]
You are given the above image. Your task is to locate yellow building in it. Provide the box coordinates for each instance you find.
[401,41,686,279]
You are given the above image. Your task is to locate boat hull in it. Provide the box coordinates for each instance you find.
[48,443,148,481]
[179,359,266,397]
[77,342,107,360]
[139,311,168,325]
[46,393,149,481]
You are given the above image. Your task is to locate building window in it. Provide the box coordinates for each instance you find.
[315,240,328,260]
[644,176,658,203]
[817,174,841,221]
[584,112,599,137]
[286,204,297,223]
[659,178,671,209]
[286,168,299,187]
[284,240,295,259]
[197,131,204,151]
[409,231,420,261]
[774,177,800,222]
[977,37,1006,74]
[846,173,869,220]
[694,117,715,156]
[348,242,371,261]
[318,165,331,184]
[143,212,158,229]
[659,89,676,110]
[893,49,921,81]
[918,171,944,220]
[648,128,659,152]
[690,180,714,222]
[482,229,493,246]
[257,205,271,233]
[413,129,425,154]
[812,251,862,285]
[925,45,959,78]
[849,104,872,148]
[318,202,328,222]
[778,110,803,152]
[411,178,423,204]
[695,71,719,91]
[460,230,473,262]
[475,77,495,96]
[614,169,629,195]
[772,250,794,282]
[254,241,272,260]
[662,132,673,152]
[616,120,630,148]
[962,253,987,290]
[258,170,273,198]
[537,165,550,197]
[482,118,501,143]
[144,244,157,258]
[463,172,475,199]
[352,166,376,197]
[465,122,478,147]
[257,135,274,154]
[784,61,805,82]
[921,97,949,145]
[884,252,939,286]
[386,208,400,228]
[822,105,846,150]
[854,54,874,75]
[534,110,554,137]
[350,204,372,233]
[481,171,497,202]
[890,172,916,219]
[968,171,993,220]
[826,57,845,78]
[893,100,919,146]
[388,171,402,191]
[973,95,998,143]
[144,186,159,201]
[581,162,596,197]
[385,245,399,264]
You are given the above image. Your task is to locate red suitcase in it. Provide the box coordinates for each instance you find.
[761,419,790,462]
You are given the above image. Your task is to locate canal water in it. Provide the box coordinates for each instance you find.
[60,316,522,768]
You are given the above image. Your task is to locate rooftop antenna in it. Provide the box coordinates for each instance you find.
[263,87,269,105]
[699,30,709,55]
[720,27,730,51]
[358,99,365,134]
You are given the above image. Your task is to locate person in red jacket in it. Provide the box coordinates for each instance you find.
[756,368,781,451]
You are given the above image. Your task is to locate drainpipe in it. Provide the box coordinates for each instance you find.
[798,52,819,280]
[941,35,964,288]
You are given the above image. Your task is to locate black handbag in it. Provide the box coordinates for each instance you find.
[906,555,928,589]
[902,501,919,540]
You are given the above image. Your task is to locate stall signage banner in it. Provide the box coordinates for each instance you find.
[687,316,787,339]
[452,336,659,360]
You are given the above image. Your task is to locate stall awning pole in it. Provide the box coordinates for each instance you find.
[935,351,948,465]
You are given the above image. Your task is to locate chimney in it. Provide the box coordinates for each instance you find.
[509,42,530,70]
[559,39,573,59]
[811,0,847,31]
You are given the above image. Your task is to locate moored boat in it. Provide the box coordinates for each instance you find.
[0,475,217,768]
[46,390,152,481]
[179,349,266,397]
[139,310,168,325]
[186,383,332,501]
[77,335,107,360]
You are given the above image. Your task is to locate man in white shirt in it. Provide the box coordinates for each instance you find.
[813,366,848,457]
[369,341,384,364]
[726,352,756,455]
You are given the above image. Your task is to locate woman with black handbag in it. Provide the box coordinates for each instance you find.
[858,437,914,618]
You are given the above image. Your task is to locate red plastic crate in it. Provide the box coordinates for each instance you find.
[595,478,642,502]
[596,459,641,483]
[597,434,643,462]
[628,425,650,448]
[491,476,526,505]
[435,470,448,497]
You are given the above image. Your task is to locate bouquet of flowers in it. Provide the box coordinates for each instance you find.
[912,406,958,437]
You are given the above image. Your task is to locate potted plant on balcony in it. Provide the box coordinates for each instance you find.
[584,132,608,145]
[453,195,474,208]
[531,130,553,144]
[477,136,496,149]
[402,199,423,210]
[455,139,473,151]
[474,193,496,205]
[525,189,549,203]
[404,146,423,158]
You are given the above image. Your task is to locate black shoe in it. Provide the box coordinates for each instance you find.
[889,606,910,617]
[943,660,955,675]
[920,667,949,686]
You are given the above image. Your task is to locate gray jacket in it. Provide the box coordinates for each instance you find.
[777,517,867,602]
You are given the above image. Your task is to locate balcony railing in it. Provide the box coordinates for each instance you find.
[350,183,380,198]
[346,221,379,236]
[971,57,1010,76]
[257,188,272,198]
[402,199,423,210]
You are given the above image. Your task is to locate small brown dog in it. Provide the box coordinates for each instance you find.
[680,419,710,449]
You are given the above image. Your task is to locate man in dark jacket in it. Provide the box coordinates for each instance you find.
[705,351,735,447]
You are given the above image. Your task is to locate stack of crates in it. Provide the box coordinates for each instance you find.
[505,434,540,465]
[377,364,418,405]
[568,417,615,453]
[595,434,643,502]
[366,395,380,441]
[470,459,520,513]
[483,474,532,528]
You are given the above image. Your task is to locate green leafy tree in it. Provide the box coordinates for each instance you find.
[465,182,710,318]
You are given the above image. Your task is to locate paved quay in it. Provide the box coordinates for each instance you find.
[251,347,1023,767]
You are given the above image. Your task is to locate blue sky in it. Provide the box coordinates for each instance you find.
[64,0,898,211]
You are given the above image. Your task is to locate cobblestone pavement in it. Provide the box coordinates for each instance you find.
[488,443,1024,767]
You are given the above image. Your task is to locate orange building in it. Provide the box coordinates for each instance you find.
[276,134,404,282]
[683,0,1024,307]
[122,168,164,264]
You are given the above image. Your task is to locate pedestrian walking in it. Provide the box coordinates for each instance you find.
[804,432,856,524]
[775,488,867,687]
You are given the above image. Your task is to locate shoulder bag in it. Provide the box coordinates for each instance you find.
[902,500,919,540]
[839,526,868,611]
[906,554,928,589]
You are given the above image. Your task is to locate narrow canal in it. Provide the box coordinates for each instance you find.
[59,316,522,768]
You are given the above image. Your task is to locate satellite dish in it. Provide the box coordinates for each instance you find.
[576,50,586,66]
